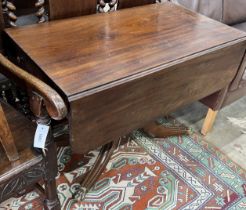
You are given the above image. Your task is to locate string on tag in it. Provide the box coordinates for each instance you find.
[33,124,50,156]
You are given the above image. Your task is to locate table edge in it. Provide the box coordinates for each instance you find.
[68,36,246,101]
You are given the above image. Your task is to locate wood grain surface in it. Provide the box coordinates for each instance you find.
[0,101,39,180]
[0,54,67,120]
[48,0,97,20]
[5,3,246,99]
[70,43,245,153]
[4,2,246,154]
[0,103,19,162]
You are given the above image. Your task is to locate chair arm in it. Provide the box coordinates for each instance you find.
[0,54,67,121]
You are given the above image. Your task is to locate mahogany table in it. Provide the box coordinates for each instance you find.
[3,1,246,198]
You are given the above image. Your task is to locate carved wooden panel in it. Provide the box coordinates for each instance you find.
[0,161,44,202]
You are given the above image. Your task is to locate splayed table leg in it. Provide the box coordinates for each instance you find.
[74,139,120,201]
[143,121,190,138]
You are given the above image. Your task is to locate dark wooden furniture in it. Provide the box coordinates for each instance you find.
[2,1,246,199]
[0,0,40,111]
[0,54,67,209]
[173,0,246,135]
[0,101,44,201]
[0,100,59,209]
[117,0,156,9]
[0,0,157,105]
[175,0,246,135]
[0,0,161,202]
[48,0,97,20]
[0,101,18,161]
[48,0,157,20]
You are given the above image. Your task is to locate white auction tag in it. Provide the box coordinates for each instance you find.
[33,124,50,149]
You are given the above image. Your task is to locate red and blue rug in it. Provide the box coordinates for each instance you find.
[1,118,245,209]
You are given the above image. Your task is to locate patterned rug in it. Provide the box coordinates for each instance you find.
[1,118,245,210]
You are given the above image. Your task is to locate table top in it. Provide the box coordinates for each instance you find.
[5,2,246,101]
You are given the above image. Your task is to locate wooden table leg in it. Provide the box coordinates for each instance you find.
[74,139,120,201]
[143,121,190,138]
[201,108,218,135]
[72,119,189,201]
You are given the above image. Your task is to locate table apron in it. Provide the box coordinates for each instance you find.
[69,43,245,154]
